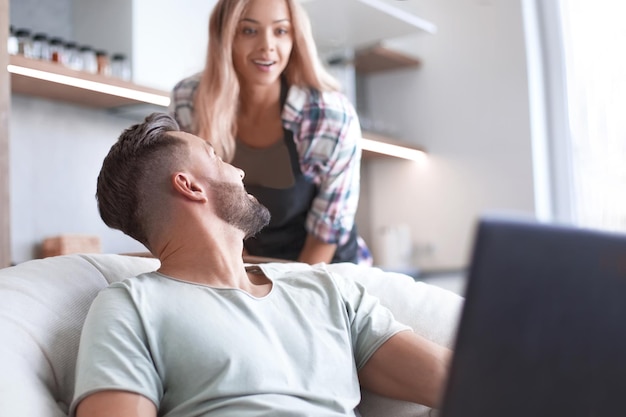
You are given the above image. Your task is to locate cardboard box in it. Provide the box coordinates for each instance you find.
[41,235,102,258]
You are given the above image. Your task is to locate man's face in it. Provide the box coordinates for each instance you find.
[174,132,270,237]
[209,179,270,239]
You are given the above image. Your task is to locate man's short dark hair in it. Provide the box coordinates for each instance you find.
[96,112,185,247]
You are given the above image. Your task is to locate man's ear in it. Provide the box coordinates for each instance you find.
[172,172,207,202]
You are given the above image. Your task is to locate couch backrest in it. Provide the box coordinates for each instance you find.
[0,254,462,417]
[0,254,159,416]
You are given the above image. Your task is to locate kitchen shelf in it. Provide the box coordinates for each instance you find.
[355,45,421,74]
[7,55,425,161]
[8,55,170,108]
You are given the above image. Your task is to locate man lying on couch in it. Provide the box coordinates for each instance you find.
[70,112,451,417]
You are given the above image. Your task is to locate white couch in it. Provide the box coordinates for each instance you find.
[0,254,463,416]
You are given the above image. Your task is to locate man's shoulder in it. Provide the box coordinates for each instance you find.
[259,262,326,280]
[101,272,168,298]
[259,263,357,295]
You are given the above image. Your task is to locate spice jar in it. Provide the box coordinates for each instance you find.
[31,33,50,60]
[15,28,32,57]
[48,37,64,63]
[8,25,18,55]
[80,46,98,74]
[96,50,111,76]
[63,41,83,70]
[110,53,131,81]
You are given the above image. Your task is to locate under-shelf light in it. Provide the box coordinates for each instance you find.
[7,64,171,107]
[361,136,427,162]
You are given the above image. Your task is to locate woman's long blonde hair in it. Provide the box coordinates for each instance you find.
[194,0,340,162]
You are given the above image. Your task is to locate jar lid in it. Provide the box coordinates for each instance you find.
[49,37,64,45]
[95,50,108,57]
[15,28,31,36]
[33,33,48,41]
[79,45,94,52]
[111,53,127,61]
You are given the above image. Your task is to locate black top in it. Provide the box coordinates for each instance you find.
[240,82,359,263]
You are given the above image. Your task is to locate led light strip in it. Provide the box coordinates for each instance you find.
[7,64,171,107]
[361,137,427,162]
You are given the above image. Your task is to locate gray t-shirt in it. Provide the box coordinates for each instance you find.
[70,263,409,417]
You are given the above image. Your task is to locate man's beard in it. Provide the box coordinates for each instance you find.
[209,180,270,239]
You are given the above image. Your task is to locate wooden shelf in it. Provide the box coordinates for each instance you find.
[8,55,170,108]
[7,56,425,161]
[355,45,421,74]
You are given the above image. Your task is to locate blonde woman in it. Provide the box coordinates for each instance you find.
[170,0,372,265]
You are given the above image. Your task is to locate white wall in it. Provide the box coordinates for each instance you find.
[132,0,215,90]
[72,0,132,64]
[363,0,536,270]
[9,96,147,262]
[10,0,73,40]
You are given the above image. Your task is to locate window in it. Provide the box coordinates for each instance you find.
[524,0,626,233]
[559,0,626,232]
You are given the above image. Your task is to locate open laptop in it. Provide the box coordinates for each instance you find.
[440,216,626,417]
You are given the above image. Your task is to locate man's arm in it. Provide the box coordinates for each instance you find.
[357,330,452,408]
[75,391,157,417]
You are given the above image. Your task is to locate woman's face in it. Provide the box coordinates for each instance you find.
[232,0,294,88]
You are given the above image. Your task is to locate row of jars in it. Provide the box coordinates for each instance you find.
[8,26,131,82]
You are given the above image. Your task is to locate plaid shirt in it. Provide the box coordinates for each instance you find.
[170,75,371,264]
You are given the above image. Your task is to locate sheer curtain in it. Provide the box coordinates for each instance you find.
[558,0,626,232]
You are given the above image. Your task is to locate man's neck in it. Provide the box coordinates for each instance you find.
[157,246,272,297]
[155,231,251,290]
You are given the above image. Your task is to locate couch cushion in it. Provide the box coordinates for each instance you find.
[80,253,160,286]
[0,254,159,416]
